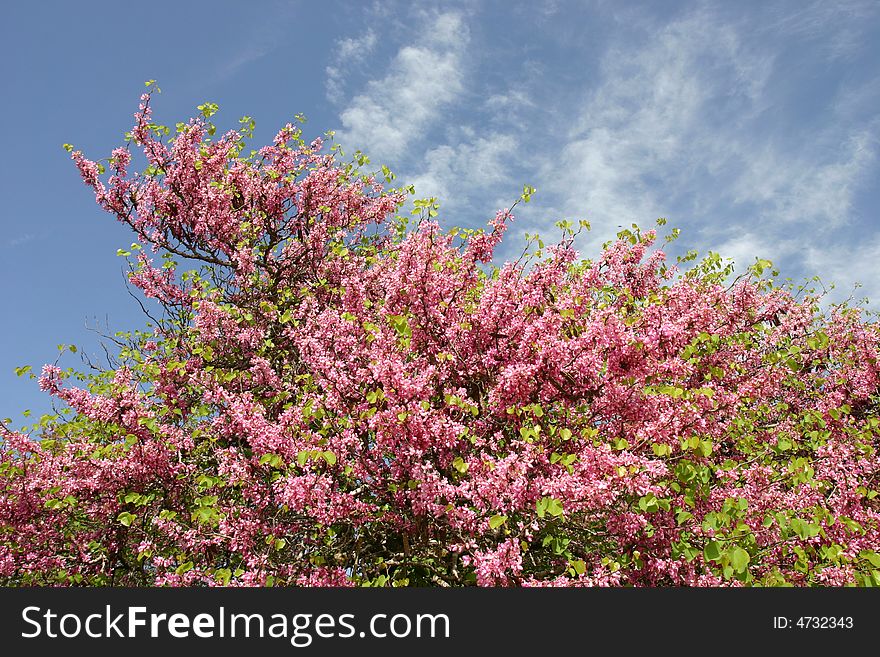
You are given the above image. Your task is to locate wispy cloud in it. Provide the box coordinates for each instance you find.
[216,44,275,83]
[406,131,519,212]
[803,236,880,304]
[330,8,536,222]
[335,11,469,164]
[326,30,377,105]
[540,10,777,240]
[728,131,875,227]
[7,233,36,248]
[202,4,298,88]
[526,5,878,288]
[761,0,879,61]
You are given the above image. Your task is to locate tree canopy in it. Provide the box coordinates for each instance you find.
[2,89,879,586]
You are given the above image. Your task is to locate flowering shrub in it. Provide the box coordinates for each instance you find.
[2,90,879,586]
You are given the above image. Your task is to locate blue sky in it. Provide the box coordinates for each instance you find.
[2,0,879,424]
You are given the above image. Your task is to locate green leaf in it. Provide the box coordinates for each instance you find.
[544,497,564,517]
[452,457,469,474]
[751,258,773,276]
[117,512,135,527]
[729,547,750,573]
[489,514,508,530]
[259,453,284,468]
[215,568,232,585]
[638,494,660,513]
[860,551,880,568]
[322,451,337,466]
[386,314,411,337]
[192,507,218,524]
[703,540,722,562]
[197,102,219,119]
[652,443,672,457]
[790,517,821,540]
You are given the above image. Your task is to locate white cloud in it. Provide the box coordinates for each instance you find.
[804,237,880,304]
[713,231,790,271]
[762,0,878,61]
[528,7,877,263]
[730,131,875,227]
[335,12,469,164]
[482,89,537,133]
[326,30,378,104]
[405,132,519,211]
[544,11,775,231]
[832,77,880,122]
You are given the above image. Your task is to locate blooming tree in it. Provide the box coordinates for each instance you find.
[2,89,879,587]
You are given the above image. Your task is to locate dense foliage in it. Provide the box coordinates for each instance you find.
[2,90,879,586]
